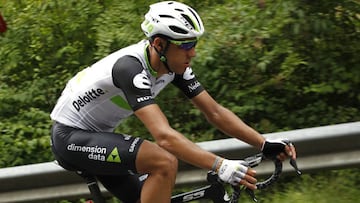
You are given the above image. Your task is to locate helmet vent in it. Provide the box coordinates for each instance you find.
[169,26,188,34]
[181,14,195,30]
[188,8,202,30]
[159,14,175,19]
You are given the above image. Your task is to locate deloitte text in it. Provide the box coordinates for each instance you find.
[72,88,105,112]
[67,143,107,161]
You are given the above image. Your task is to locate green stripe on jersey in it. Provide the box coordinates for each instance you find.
[111,95,131,110]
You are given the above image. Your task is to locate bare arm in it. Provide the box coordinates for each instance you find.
[134,104,217,170]
[191,91,265,149]
[135,99,259,190]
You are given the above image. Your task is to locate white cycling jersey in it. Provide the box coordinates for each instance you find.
[50,40,204,132]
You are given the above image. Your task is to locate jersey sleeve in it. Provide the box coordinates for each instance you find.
[112,56,155,111]
[171,67,204,99]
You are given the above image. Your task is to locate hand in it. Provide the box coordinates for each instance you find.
[261,139,297,161]
[217,159,257,190]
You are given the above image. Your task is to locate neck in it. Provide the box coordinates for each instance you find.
[148,45,171,76]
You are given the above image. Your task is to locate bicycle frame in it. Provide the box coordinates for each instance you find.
[171,172,229,203]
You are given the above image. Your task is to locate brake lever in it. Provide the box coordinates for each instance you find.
[283,140,302,175]
[245,188,258,202]
[290,158,302,175]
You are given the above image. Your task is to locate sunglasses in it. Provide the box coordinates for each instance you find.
[168,39,198,50]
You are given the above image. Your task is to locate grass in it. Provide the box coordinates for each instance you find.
[239,168,360,203]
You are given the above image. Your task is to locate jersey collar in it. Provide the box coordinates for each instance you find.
[144,42,157,77]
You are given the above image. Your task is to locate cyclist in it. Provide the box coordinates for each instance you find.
[50,1,296,203]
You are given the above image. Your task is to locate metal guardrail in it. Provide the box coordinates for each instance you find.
[0,122,359,203]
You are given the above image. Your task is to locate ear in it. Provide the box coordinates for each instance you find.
[153,37,164,51]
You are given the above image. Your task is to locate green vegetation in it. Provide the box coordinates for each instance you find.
[245,169,360,203]
[0,0,359,202]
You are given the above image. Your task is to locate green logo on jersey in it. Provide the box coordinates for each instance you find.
[111,95,132,110]
[106,147,121,163]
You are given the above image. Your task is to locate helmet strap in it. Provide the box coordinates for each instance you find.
[153,40,172,72]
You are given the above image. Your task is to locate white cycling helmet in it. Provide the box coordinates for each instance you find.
[141,1,205,39]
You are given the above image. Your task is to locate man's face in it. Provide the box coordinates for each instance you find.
[165,38,197,74]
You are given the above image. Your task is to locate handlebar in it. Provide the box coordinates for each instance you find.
[171,141,301,203]
[244,153,301,202]
[206,152,301,202]
[245,153,282,190]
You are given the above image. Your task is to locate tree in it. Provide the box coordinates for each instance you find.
[192,0,360,134]
[0,0,103,167]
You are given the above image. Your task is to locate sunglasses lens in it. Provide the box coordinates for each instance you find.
[179,41,197,50]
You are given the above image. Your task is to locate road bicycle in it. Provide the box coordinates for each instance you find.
[79,145,301,203]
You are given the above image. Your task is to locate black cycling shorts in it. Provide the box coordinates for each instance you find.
[51,121,145,203]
